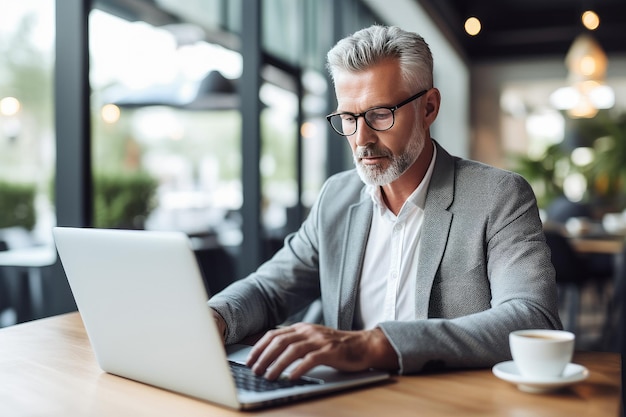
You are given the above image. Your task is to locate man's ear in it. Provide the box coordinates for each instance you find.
[423,88,441,128]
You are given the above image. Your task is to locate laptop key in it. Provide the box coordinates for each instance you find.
[229,361,321,392]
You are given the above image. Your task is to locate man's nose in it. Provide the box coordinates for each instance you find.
[352,119,377,147]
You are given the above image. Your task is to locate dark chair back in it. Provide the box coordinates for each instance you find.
[617,244,625,416]
[544,229,588,286]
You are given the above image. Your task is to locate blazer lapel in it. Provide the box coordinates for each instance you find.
[415,142,455,319]
[335,196,372,330]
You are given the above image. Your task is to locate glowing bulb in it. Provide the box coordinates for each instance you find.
[582,11,600,30]
[464,17,481,36]
[300,121,316,139]
[0,96,20,116]
[101,104,120,124]
[579,56,597,76]
[568,98,598,118]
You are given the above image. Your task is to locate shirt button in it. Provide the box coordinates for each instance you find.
[394,224,403,232]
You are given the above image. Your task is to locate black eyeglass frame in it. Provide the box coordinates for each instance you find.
[326,89,429,137]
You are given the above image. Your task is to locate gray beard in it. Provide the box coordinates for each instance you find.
[354,136,424,186]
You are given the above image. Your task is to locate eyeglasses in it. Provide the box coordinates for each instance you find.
[326,89,428,137]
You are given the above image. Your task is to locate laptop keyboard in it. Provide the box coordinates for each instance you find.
[229,361,321,392]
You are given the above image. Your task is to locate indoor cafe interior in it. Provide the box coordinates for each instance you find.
[0,0,624,393]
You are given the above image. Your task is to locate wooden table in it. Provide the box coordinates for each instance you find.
[0,312,621,417]
[569,237,624,255]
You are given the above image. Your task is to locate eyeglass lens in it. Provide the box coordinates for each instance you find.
[329,108,394,136]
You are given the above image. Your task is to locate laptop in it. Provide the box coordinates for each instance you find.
[52,227,390,410]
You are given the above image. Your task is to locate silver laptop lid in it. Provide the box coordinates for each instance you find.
[53,227,240,408]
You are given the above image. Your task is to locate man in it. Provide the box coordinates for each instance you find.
[208,25,561,381]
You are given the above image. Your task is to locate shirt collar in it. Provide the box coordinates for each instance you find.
[367,144,438,214]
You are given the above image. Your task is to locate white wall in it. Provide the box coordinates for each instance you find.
[362,0,471,158]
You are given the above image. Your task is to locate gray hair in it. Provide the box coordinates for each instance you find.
[326,25,433,93]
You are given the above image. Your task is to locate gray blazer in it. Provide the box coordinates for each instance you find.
[209,141,562,373]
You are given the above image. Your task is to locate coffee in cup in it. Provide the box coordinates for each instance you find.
[509,329,575,379]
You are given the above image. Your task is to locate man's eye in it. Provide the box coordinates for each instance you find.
[341,114,356,122]
[369,110,391,120]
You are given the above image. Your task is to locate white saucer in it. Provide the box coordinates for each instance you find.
[492,361,589,393]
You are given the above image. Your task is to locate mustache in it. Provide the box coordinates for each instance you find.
[355,146,391,159]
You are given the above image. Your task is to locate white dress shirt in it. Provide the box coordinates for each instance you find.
[354,146,437,330]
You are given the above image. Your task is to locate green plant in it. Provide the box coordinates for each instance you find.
[511,111,626,213]
[510,144,568,209]
[578,111,626,211]
[0,181,36,230]
[93,172,158,229]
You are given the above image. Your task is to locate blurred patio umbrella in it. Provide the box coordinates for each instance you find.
[103,70,239,110]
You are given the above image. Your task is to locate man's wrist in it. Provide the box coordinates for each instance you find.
[210,308,228,342]
[366,327,400,371]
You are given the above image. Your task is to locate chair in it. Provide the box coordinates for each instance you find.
[597,240,626,352]
[193,245,236,295]
[0,228,57,323]
[545,197,592,224]
[618,243,625,416]
[604,239,626,417]
[544,229,589,334]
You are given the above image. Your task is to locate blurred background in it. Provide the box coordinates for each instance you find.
[0,0,624,352]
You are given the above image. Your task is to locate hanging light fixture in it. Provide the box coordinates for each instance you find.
[565,33,608,83]
[550,13,614,119]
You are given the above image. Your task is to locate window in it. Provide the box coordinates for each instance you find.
[90,10,244,246]
[0,1,55,246]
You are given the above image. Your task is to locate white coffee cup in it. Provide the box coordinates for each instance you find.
[509,329,575,379]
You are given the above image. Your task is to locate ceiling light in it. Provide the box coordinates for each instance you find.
[550,87,579,110]
[565,34,607,82]
[552,32,613,118]
[587,83,615,108]
[581,11,600,30]
[550,83,614,118]
[567,94,599,119]
[464,17,481,36]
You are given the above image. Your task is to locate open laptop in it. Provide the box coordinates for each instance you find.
[52,227,390,410]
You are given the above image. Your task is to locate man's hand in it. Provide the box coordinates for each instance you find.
[245,323,399,380]
[211,309,228,342]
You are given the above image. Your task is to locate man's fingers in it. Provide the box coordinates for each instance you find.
[252,330,312,378]
[260,338,320,380]
[247,326,298,373]
[246,324,320,379]
[285,349,329,380]
[245,330,272,366]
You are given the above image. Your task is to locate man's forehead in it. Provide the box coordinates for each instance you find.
[334,78,409,112]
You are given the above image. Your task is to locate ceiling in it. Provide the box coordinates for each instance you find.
[418,0,626,62]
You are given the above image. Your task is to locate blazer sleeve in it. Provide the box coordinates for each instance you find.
[207,180,329,344]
